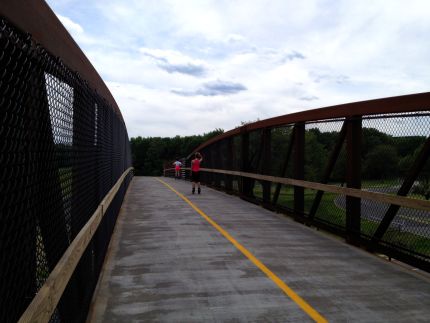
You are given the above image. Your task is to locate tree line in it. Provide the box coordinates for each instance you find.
[130,129,224,176]
[303,127,427,182]
[130,127,429,198]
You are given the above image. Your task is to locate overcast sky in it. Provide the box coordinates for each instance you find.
[46,0,430,138]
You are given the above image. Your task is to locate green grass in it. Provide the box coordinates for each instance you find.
[253,183,346,225]
[381,230,430,256]
[361,178,400,188]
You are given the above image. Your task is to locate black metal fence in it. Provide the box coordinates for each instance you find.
[172,96,430,273]
[0,13,132,323]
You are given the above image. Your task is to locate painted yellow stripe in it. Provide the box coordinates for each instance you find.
[157,178,327,323]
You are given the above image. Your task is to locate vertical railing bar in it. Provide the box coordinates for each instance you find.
[261,127,272,206]
[293,122,305,221]
[225,137,234,192]
[346,116,362,245]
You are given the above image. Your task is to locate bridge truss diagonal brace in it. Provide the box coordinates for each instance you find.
[272,127,296,205]
[308,121,347,221]
[371,134,430,246]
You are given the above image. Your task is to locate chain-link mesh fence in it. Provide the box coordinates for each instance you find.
[0,16,132,323]
[171,107,430,272]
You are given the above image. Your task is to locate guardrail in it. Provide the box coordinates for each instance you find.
[0,1,133,322]
[169,93,430,272]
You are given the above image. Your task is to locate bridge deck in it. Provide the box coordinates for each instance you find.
[88,177,430,322]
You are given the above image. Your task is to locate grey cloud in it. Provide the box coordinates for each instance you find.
[172,80,247,97]
[158,63,206,77]
[142,52,168,63]
[143,52,207,77]
[336,75,349,84]
[312,72,349,84]
[171,89,195,96]
[300,95,319,101]
[313,74,328,83]
[283,50,306,62]
[199,80,247,96]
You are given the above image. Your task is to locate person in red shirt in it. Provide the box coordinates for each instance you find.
[191,152,203,194]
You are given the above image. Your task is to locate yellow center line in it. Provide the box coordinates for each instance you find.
[156,178,328,323]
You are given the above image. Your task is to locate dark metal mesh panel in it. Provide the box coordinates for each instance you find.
[247,130,262,199]
[360,112,430,261]
[270,126,293,176]
[270,126,294,210]
[305,120,346,229]
[0,17,132,323]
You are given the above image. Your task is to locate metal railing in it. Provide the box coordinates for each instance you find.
[0,1,132,322]
[174,93,430,272]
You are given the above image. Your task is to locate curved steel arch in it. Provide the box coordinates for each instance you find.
[195,91,430,152]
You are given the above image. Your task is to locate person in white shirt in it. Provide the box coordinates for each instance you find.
[173,159,182,179]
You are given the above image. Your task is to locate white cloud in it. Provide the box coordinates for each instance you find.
[57,14,84,34]
[46,0,430,138]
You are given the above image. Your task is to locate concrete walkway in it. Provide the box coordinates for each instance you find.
[88,177,430,322]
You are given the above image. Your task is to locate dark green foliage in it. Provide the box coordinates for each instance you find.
[362,127,392,157]
[393,136,426,157]
[130,129,224,175]
[363,145,399,179]
[361,128,429,181]
[305,129,328,181]
[299,127,426,184]
[131,124,427,191]
[270,127,293,176]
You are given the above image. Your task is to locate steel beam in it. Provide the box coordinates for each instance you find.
[261,128,272,205]
[294,123,305,220]
[346,116,362,245]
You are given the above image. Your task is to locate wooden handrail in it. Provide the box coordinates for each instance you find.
[18,167,133,323]
[194,168,430,212]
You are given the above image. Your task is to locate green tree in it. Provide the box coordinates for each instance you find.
[130,129,224,176]
[305,130,327,181]
[363,144,399,179]
[409,143,430,199]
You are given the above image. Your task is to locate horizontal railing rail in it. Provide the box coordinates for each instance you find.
[198,168,430,212]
